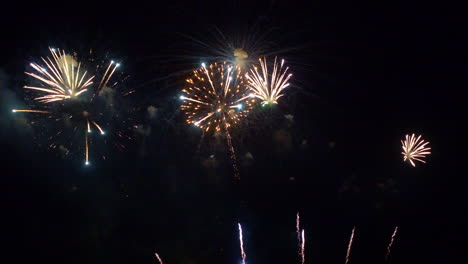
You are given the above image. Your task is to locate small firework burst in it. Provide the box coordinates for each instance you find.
[180,62,255,133]
[246,57,292,105]
[401,134,431,167]
[13,47,134,165]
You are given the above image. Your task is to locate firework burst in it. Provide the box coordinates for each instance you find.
[180,62,255,177]
[13,47,134,165]
[180,62,255,132]
[401,134,431,167]
[246,57,292,105]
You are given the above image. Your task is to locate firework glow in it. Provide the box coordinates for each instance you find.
[13,47,130,165]
[246,57,292,105]
[345,226,355,264]
[238,223,247,264]
[386,226,398,263]
[401,134,431,167]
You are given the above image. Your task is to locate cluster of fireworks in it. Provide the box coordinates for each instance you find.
[179,48,293,177]
[11,46,432,168]
[8,44,431,264]
[12,47,134,165]
[154,217,399,264]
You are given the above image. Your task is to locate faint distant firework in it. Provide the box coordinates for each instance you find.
[12,47,135,165]
[246,57,292,106]
[180,62,256,177]
[345,226,355,264]
[385,226,398,263]
[401,134,431,167]
[238,223,247,264]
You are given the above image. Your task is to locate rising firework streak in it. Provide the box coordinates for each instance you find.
[345,226,355,264]
[154,252,163,264]
[301,229,305,264]
[386,226,398,263]
[238,223,247,264]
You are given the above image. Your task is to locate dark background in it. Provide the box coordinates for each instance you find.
[0,1,464,263]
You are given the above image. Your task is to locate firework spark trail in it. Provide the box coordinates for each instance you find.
[246,57,292,105]
[154,253,163,264]
[85,133,89,165]
[401,134,431,167]
[238,223,247,264]
[386,226,398,263]
[301,229,305,264]
[345,227,355,264]
[92,121,105,134]
[296,212,301,252]
[225,124,240,178]
[12,109,50,114]
[99,61,120,91]
[195,131,206,154]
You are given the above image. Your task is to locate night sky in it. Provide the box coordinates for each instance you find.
[0,1,464,263]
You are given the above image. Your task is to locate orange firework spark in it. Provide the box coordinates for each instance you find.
[401,134,431,167]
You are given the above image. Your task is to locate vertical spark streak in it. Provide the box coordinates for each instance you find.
[225,128,239,179]
[296,212,301,255]
[385,226,398,263]
[85,133,89,165]
[345,227,355,264]
[238,223,247,264]
[154,253,163,264]
[301,229,305,264]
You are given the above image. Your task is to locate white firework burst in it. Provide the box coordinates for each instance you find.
[401,133,431,167]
